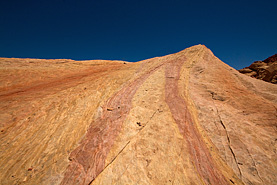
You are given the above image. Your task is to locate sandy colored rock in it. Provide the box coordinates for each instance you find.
[0,45,276,185]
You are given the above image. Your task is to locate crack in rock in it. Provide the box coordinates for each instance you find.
[89,109,159,184]
[211,94,242,179]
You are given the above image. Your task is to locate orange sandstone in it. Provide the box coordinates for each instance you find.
[0,45,276,185]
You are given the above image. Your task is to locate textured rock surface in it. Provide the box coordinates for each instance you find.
[0,45,276,185]
[238,54,277,84]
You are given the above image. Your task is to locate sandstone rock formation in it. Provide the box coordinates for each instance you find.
[238,54,277,84]
[0,45,276,185]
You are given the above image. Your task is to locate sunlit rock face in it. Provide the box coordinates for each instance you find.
[0,45,276,185]
[239,54,277,84]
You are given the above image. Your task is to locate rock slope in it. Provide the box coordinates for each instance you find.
[239,54,277,84]
[0,45,276,185]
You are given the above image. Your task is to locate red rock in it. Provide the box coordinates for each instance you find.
[0,45,276,185]
[239,54,277,83]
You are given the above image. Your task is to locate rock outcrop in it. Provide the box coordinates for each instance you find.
[238,54,277,84]
[0,45,276,185]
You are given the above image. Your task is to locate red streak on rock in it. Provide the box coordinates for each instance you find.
[60,63,165,185]
[0,65,121,100]
[165,57,228,185]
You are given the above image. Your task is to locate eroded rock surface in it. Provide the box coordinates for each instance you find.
[0,45,276,185]
[239,54,277,84]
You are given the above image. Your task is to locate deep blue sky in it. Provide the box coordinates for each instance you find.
[0,0,276,69]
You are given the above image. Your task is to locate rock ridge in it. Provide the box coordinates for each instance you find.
[0,45,276,185]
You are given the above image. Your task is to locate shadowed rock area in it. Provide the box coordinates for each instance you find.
[239,54,277,84]
[0,45,276,185]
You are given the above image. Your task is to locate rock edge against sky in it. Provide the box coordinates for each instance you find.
[0,45,276,185]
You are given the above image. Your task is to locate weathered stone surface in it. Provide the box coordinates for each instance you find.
[238,54,277,83]
[0,45,276,185]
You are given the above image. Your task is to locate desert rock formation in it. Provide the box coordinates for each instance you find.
[239,54,277,84]
[0,45,276,185]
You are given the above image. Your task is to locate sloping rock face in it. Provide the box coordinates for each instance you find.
[238,54,277,84]
[0,45,276,185]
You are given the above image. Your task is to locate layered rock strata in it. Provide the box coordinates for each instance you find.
[0,45,276,185]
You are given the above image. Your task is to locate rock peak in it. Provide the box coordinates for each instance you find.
[0,46,276,185]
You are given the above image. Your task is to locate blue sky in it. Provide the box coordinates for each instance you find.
[0,0,276,69]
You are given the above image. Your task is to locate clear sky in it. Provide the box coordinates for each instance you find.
[0,0,276,69]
